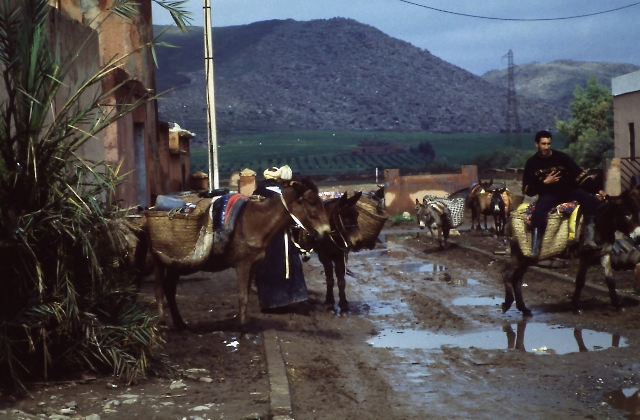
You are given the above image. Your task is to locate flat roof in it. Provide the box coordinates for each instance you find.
[612,70,640,96]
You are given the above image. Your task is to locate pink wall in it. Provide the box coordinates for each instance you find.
[383,166,478,216]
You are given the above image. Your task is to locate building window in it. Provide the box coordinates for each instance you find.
[630,123,636,158]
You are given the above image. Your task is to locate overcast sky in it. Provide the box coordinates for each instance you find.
[151,0,640,76]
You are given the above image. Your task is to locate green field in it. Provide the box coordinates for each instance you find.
[191,130,563,179]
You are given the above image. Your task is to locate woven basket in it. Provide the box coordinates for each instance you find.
[355,196,389,249]
[146,198,214,260]
[510,209,569,260]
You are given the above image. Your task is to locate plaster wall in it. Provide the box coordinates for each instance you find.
[613,91,640,159]
[383,166,478,216]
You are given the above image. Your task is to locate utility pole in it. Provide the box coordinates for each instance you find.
[203,0,219,190]
[503,49,521,147]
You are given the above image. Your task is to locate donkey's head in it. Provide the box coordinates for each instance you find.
[327,191,364,251]
[606,185,640,243]
[489,188,506,214]
[286,178,331,240]
[415,198,437,230]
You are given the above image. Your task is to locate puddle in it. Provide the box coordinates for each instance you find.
[386,250,410,258]
[352,300,399,316]
[603,388,640,419]
[399,262,447,273]
[367,323,627,355]
[453,296,502,306]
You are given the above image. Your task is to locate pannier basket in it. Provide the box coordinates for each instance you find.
[355,195,389,249]
[510,209,569,260]
[145,198,214,260]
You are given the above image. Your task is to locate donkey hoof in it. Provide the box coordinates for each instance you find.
[522,309,533,317]
[339,301,350,312]
[501,302,512,313]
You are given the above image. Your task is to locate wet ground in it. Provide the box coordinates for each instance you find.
[2,222,640,419]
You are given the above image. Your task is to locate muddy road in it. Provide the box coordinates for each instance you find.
[3,226,640,420]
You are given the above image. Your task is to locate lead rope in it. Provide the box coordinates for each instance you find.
[284,230,290,279]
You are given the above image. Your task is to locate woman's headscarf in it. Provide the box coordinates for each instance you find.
[279,165,292,181]
[263,166,281,180]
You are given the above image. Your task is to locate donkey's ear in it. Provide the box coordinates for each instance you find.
[415,198,420,205]
[346,191,362,206]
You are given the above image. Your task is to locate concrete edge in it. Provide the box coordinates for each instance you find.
[457,243,640,304]
[263,329,294,419]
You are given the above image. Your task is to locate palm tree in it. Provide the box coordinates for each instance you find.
[0,0,189,392]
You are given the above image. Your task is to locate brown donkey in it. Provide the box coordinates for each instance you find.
[152,179,330,329]
[316,191,363,311]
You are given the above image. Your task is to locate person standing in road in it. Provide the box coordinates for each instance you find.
[253,165,308,309]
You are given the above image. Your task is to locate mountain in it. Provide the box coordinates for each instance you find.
[153,19,573,142]
[481,60,640,105]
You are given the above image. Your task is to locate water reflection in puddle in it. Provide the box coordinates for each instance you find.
[603,388,640,419]
[453,296,501,306]
[367,323,627,355]
[400,262,447,273]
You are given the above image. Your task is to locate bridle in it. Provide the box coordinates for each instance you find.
[327,204,358,251]
[279,188,317,233]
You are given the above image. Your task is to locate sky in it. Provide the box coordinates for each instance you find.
[151,0,640,76]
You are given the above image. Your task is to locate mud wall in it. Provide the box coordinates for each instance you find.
[383,166,478,216]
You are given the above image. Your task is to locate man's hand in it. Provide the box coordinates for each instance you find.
[543,171,561,184]
[596,190,607,201]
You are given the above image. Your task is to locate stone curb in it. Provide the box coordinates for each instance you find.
[263,329,293,419]
[458,243,640,304]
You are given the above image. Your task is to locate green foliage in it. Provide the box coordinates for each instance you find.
[0,0,184,392]
[472,147,531,171]
[390,214,416,225]
[556,76,613,168]
[192,131,535,178]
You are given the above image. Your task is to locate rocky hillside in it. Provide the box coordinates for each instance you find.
[481,60,640,104]
[153,19,574,141]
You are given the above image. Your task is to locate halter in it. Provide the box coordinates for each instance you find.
[279,188,315,233]
[328,208,357,251]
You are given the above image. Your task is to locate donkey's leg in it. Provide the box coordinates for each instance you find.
[236,263,254,326]
[162,267,187,330]
[443,226,450,248]
[512,263,532,317]
[437,227,444,250]
[471,207,478,230]
[502,250,531,316]
[571,253,590,314]
[334,252,350,311]
[154,264,166,324]
[318,251,336,306]
[501,258,517,312]
[601,252,621,310]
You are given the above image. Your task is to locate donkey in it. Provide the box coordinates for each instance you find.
[469,179,493,230]
[502,185,640,316]
[316,192,363,311]
[151,179,330,329]
[415,198,451,249]
[489,188,507,236]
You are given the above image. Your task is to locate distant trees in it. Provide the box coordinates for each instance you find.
[416,141,436,161]
[557,76,613,168]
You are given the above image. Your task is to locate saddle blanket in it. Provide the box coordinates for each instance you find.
[212,193,249,254]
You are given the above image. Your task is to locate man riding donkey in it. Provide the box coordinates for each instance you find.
[522,130,607,258]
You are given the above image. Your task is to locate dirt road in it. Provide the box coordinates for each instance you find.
[2,224,640,420]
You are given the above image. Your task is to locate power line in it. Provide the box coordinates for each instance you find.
[396,0,640,21]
